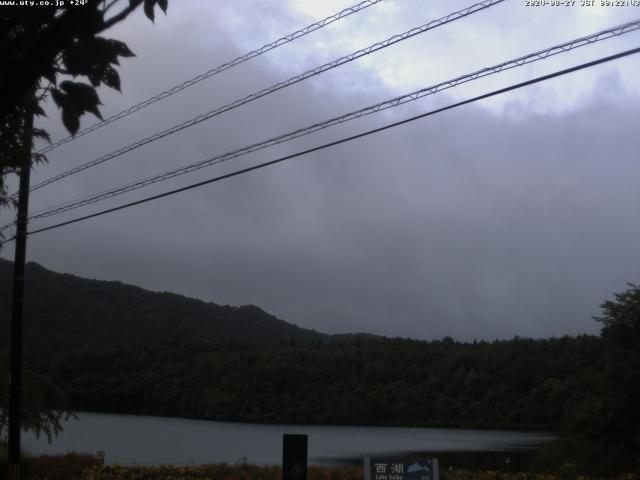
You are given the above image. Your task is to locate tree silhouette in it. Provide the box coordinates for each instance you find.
[0,0,168,207]
[594,283,640,470]
[0,0,169,443]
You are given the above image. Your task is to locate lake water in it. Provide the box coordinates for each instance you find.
[22,412,555,468]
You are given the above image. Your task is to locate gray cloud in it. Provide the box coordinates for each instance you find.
[2,2,640,341]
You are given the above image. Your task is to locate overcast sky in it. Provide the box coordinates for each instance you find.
[2,0,640,340]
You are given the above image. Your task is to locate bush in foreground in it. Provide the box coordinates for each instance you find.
[1,458,637,480]
[82,464,362,480]
[81,465,637,480]
[0,452,101,480]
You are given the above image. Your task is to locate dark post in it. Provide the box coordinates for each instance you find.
[8,96,34,480]
[282,434,308,480]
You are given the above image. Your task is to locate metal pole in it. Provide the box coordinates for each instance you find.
[8,98,34,480]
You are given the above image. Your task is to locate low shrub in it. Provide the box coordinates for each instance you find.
[0,452,101,480]
[82,464,363,480]
[26,452,101,480]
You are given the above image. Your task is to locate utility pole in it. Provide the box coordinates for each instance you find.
[8,95,35,480]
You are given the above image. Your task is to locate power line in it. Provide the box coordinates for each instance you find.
[23,0,504,195]
[37,0,386,155]
[2,45,635,245]
[25,18,640,222]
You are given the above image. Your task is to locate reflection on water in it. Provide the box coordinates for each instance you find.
[23,412,555,467]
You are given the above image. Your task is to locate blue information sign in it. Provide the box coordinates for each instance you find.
[365,458,439,480]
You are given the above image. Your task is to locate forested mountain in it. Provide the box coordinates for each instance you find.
[0,259,605,433]
[0,259,335,350]
[2,259,639,473]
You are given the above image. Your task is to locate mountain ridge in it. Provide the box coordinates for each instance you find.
[0,258,377,350]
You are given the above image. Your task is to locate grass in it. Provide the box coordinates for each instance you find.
[80,465,639,480]
[0,453,638,480]
[0,452,101,480]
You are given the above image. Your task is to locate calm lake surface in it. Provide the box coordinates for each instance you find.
[23,412,555,467]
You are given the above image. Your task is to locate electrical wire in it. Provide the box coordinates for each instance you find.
[1,45,634,245]
[37,0,387,155]
[25,18,640,222]
[23,0,504,196]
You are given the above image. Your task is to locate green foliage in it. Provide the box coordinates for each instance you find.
[0,0,169,207]
[25,336,603,431]
[1,460,635,480]
[0,0,169,445]
[1,259,638,473]
[81,464,359,480]
[543,284,640,474]
[570,284,640,473]
[0,355,75,443]
[0,452,102,480]
[0,94,45,210]
[51,81,104,134]
[442,472,637,480]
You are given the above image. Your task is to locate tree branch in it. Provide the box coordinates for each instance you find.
[100,0,144,32]
[103,0,122,14]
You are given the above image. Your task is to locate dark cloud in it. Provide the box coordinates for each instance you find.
[2,3,639,341]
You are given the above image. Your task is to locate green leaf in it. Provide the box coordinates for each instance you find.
[42,67,57,85]
[33,104,46,117]
[102,66,121,92]
[60,81,102,106]
[144,0,155,22]
[32,128,51,143]
[50,88,66,108]
[55,81,104,129]
[32,152,49,164]
[62,37,134,80]
[62,109,80,135]
[109,39,135,58]
[84,102,103,120]
[87,66,103,87]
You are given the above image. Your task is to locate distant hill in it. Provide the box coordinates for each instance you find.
[0,259,354,351]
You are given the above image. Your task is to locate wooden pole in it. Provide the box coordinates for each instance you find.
[8,96,34,480]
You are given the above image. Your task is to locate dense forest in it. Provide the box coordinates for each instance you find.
[1,260,638,473]
[21,336,602,431]
[13,330,636,473]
